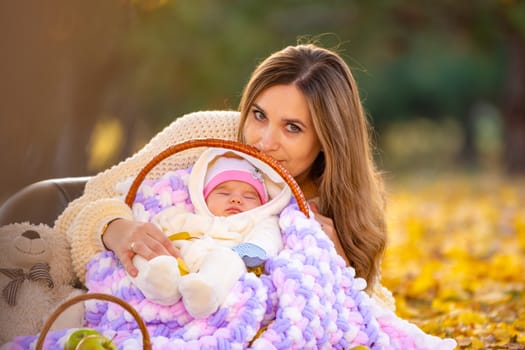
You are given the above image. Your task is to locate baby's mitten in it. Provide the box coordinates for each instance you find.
[232,243,267,268]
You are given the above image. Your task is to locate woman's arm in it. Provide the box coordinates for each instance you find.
[55,111,240,283]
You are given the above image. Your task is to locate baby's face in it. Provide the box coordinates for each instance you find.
[206,180,262,216]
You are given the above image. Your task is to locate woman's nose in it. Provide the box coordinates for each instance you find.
[257,130,279,152]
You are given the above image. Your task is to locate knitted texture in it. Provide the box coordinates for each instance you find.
[67,198,134,284]
[9,168,457,350]
[54,110,240,284]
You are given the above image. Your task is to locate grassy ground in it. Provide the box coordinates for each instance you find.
[381,174,525,349]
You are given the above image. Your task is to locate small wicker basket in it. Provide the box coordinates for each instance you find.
[36,292,151,349]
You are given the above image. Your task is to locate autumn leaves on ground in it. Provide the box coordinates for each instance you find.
[381,174,525,349]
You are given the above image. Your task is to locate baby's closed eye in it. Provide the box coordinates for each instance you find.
[242,191,260,201]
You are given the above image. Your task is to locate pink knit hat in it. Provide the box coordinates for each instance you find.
[203,156,268,204]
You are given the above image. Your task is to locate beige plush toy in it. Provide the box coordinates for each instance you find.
[0,222,85,345]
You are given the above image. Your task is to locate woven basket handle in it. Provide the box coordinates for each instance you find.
[36,292,151,350]
[125,138,310,217]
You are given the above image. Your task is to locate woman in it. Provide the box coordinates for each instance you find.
[56,43,391,306]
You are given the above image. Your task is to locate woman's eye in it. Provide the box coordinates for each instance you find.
[253,109,266,121]
[286,123,302,133]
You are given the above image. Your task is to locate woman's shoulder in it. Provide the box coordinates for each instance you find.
[148,110,241,150]
[173,110,240,132]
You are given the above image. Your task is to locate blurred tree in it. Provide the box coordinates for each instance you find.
[357,0,524,173]
[120,0,358,130]
[0,0,135,199]
[427,0,525,173]
[498,1,525,173]
[2,0,523,204]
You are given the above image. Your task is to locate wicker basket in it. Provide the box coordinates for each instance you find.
[37,139,309,349]
[36,292,151,349]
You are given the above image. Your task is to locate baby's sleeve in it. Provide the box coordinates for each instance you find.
[242,215,283,258]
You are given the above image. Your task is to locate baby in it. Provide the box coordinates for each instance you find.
[129,148,292,318]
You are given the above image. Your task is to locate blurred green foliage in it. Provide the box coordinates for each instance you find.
[114,0,517,172]
[1,0,524,200]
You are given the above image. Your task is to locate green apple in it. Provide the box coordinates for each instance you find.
[75,334,118,350]
[64,329,102,350]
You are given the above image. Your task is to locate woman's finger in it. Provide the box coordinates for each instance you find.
[309,202,334,235]
[119,249,139,277]
[134,231,176,260]
[309,201,320,214]
[144,224,180,258]
[308,201,348,265]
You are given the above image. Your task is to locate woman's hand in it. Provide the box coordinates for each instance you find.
[102,218,180,277]
[309,202,350,266]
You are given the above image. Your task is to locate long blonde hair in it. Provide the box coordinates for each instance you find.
[237,44,386,289]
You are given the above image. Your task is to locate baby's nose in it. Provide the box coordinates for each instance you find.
[230,196,241,204]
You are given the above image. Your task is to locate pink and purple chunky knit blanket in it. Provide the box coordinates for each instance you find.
[7,168,456,350]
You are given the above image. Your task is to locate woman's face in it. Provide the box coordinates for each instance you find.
[243,84,322,186]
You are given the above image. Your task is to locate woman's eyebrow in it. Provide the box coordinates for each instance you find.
[252,103,265,112]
